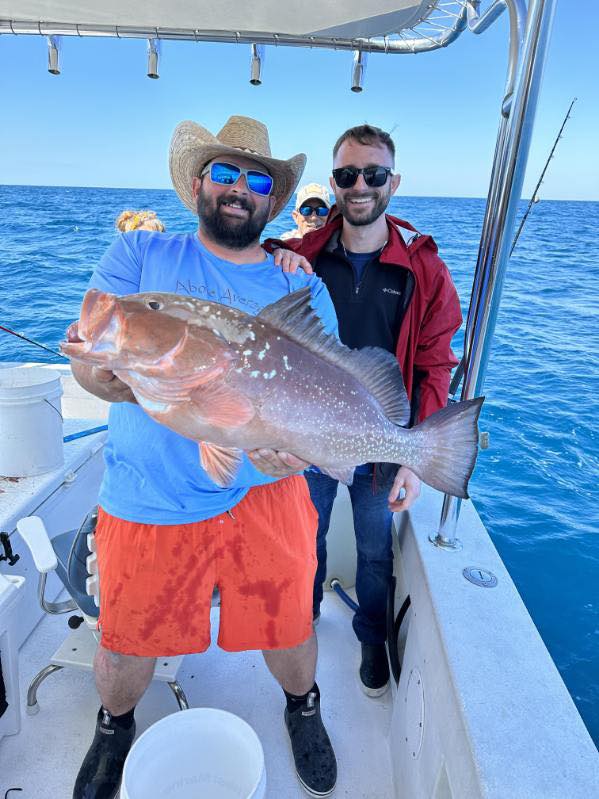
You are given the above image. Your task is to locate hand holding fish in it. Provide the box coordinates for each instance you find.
[67,321,137,404]
[388,466,421,512]
[247,449,311,477]
[272,248,314,274]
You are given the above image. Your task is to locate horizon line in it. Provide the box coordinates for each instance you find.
[1,183,596,204]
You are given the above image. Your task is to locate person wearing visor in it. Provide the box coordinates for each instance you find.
[281,183,331,240]
[257,124,462,700]
[69,115,338,799]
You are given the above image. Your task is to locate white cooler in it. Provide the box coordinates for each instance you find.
[0,572,25,742]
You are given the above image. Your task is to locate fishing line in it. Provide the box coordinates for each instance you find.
[0,323,65,359]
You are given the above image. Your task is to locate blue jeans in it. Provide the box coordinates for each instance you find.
[306,468,394,645]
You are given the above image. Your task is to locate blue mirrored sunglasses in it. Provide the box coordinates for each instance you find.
[298,205,329,218]
[201,161,274,196]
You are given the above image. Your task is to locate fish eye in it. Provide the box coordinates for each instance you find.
[147,300,162,311]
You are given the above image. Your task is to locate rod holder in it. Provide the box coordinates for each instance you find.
[147,38,160,79]
[47,35,61,75]
[351,50,368,92]
[250,43,265,85]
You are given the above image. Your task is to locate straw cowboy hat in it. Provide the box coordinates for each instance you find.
[169,116,306,220]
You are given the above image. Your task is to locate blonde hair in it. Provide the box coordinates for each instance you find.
[115,209,165,233]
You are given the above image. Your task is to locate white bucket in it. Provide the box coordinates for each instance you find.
[0,367,64,477]
[121,708,266,799]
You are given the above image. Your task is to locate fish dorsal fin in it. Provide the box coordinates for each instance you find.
[258,288,410,426]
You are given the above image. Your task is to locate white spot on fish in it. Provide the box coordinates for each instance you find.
[282,355,292,371]
[243,350,253,356]
[202,305,210,312]
[250,370,260,378]
[262,370,278,379]
[265,342,270,350]
[258,349,266,360]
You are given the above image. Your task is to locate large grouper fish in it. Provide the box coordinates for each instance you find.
[61,287,484,497]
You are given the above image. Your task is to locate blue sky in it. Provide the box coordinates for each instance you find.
[1,1,597,200]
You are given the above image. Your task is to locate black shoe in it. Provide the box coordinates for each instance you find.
[312,610,321,627]
[284,687,337,797]
[359,643,390,697]
[73,708,136,799]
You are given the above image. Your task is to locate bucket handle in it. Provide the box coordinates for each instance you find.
[44,398,63,422]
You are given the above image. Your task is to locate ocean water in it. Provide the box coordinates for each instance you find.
[1,185,598,744]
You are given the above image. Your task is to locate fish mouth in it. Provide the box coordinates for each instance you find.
[60,289,123,362]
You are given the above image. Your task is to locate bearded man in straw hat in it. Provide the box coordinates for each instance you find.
[69,115,338,799]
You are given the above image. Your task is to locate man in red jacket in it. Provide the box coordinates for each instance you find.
[252,124,462,696]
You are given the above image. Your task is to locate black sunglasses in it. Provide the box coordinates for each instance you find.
[332,166,392,189]
[298,205,329,218]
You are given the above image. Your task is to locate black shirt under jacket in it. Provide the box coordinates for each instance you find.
[312,230,413,355]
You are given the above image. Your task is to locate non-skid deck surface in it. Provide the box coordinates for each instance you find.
[1,594,394,798]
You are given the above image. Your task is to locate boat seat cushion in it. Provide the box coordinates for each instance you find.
[51,515,99,619]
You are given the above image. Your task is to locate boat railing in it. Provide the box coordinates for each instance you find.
[434,0,558,547]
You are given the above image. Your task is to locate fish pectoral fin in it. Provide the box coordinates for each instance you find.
[199,442,244,487]
[318,466,356,485]
[190,383,254,428]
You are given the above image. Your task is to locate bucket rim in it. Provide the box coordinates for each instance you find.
[0,366,62,391]
[122,707,265,798]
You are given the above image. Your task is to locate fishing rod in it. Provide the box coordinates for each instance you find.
[0,323,65,358]
[510,97,577,255]
[450,98,577,399]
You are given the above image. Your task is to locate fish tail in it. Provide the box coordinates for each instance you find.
[407,396,484,499]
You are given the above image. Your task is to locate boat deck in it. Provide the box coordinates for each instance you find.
[1,591,394,798]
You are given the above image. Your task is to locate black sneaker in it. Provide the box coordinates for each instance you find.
[284,687,337,797]
[359,643,390,697]
[312,611,321,627]
[73,707,136,799]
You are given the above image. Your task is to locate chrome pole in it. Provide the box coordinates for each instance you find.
[432,0,558,548]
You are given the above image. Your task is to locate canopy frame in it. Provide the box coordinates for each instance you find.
[1,1,472,54]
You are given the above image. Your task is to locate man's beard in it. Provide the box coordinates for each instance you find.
[336,186,391,227]
[197,187,270,249]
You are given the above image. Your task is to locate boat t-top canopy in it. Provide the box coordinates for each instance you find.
[0,0,472,53]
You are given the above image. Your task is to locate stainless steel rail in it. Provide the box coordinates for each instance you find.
[433,0,558,549]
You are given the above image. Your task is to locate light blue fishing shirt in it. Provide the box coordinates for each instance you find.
[88,230,338,524]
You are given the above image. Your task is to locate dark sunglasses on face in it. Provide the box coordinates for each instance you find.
[298,205,329,218]
[332,165,392,189]
[201,161,274,196]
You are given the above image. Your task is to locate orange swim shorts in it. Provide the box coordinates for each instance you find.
[94,476,318,657]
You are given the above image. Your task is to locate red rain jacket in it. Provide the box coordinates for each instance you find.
[265,212,462,423]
